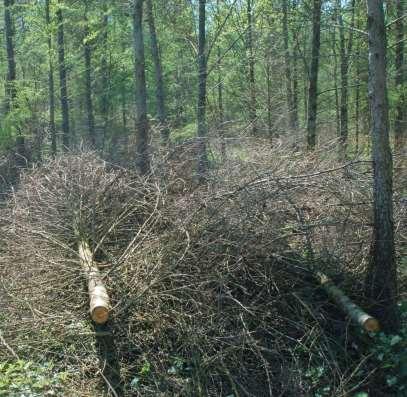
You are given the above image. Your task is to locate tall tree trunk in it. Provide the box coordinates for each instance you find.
[247,0,257,134]
[197,0,208,179]
[4,0,25,166]
[146,0,169,143]
[122,89,127,131]
[331,28,340,138]
[366,0,399,333]
[216,0,226,160]
[83,5,96,147]
[337,3,348,157]
[337,0,355,160]
[292,42,299,130]
[306,0,322,150]
[45,0,56,156]
[4,0,16,113]
[266,48,273,140]
[133,0,150,175]
[394,0,404,154]
[56,2,70,149]
[100,1,109,151]
[282,0,295,130]
[217,45,226,160]
[355,45,360,153]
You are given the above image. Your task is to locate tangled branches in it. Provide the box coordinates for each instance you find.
[0,143,405,396]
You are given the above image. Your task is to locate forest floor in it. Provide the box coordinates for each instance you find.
[0,135,406,397]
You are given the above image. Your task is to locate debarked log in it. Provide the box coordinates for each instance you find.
[78,240,110,324]
[316,271,380,332]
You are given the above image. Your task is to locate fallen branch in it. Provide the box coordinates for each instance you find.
[316,272,380,332]
[78,240,110,324]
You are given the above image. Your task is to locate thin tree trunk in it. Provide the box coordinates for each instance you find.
[217,45,226,160]
[4,0,25,166]
[45,0,56,156]
[282,0,295,130]
[4,0,16,113]
[331,28,340,137]
[84,5,96,147]
[355,51,360,153]
[317,272,380,332]
[247,0,256,134]
[122,90,127,130]
[146,0,169,143]
[303,37,308,124]
[337,0,355,160]
[56,2,70,149]
[394,0,404,154]
[217,0,226,160]
[100,1,109,151]
[197,0,208,179]
[133,0,150,175]
[292,42,299,130]
[266,51,273,140]
[306,0,322,150]
[366,0,399,333]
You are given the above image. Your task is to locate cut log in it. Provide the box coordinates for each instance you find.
[316,271,380,332]
[78,240,110,324]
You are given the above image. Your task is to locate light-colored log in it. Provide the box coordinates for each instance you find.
[316,271,380,332]
[78,240,110,324]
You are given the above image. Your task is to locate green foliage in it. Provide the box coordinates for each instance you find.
[129,359,152,391]
[171,123,196,144]
[369,301,407,396]
[0,360,68,397]
[305,365,331,397]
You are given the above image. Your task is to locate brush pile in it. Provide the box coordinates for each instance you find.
[0,144,405,396]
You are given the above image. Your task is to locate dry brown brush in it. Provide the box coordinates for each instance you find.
[0,144,405,396]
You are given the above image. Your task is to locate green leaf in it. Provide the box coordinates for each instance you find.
[390,335,402,346]
[353,392,368,397]
[130,376,140,390]
[386,376,398,387]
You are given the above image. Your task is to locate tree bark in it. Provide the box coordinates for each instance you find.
[217,0,226,160]
[4,0,26,166]
[133,0,150,175]
[292,42,299,130]
[394,0,405,154]
[83,4,96,147]
[217,45,226,160]
[282,0,295,131]
[4,0,16,113]
[197,0,208,180]
[78,239,110,324]
[306,0,322,150]
[355,48,360,153]
[146,0,169,143]
[100,1,109,151]
[317,272,380,332]
[331,28,340,138]
[337,0,355,160]
[45,0,56,156]
[366,0,399,333]
[266,47,273,141]
[247,0,257,134]
[56,2,70,149]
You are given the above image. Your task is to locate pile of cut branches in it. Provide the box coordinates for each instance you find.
[0,144,405,396]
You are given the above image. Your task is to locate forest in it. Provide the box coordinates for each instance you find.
[0,0,406,396]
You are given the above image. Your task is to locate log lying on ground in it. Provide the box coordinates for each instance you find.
[78,240,110,324]
[316,271,380,332]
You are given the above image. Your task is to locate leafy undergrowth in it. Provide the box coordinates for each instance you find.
[0,360,69,396]
[0,141,406,396]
